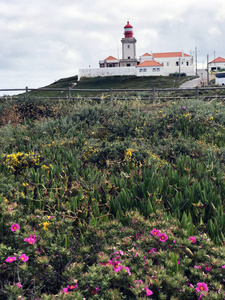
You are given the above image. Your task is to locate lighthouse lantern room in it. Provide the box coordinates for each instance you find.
[124,21,133,38]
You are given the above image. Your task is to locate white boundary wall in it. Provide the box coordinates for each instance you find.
[78,67,137,80]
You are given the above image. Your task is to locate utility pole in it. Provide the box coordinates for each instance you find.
[195,46,198,75]
[207,54,209,86]
[179,57,181,85]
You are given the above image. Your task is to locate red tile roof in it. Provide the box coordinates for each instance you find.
[152,52,190,58]
[142,52,152,56]
[209,56,225,63]
[105,55,118,60]
[137,60,163,67]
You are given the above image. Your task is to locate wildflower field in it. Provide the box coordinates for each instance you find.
[0,95,225,299]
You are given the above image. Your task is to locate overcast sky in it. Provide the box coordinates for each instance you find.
[1,0,225,93]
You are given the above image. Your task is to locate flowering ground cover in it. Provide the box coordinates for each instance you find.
[0,96,225,299]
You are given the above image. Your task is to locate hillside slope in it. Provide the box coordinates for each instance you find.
[27,74,195,97]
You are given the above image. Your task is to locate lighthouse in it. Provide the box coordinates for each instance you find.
[120,21,138,67]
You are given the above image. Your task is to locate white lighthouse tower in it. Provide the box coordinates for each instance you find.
[120,21,138,67]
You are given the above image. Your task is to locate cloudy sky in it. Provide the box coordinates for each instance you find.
[1,0,225,93]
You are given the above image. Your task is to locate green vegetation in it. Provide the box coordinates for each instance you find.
[21,75,195,98]
[0,95,225,299]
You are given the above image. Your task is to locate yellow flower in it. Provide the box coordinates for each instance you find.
[41,165,49,170]
[43,222,50,231]
[125,148,133,157]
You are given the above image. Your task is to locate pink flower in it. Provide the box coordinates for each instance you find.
[89,287,99,295]
[182,106,186,109]
[19,254,29,262]
[189,236,196,243]
[113,265,123,272]
[148,248,157,255]
[222,265,225,269]
[27,238,35,244]
[62,288,69,294]
[146,285,153,296]
[11,223,20,232]
[16,283,22,288]
[194,265,201,269]
[24,235,36,244]
[196,282,208,293]
[204,266,211,272]
[5,256,17,263]
[67,284,78,290]
[124,266,131,276]
[151,228,159,236]
[158,233,168,242]
[136,233,141,239]
[134,279,143,287]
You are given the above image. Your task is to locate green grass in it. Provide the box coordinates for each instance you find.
[23,75,196,98]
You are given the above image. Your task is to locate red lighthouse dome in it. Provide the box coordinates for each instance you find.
[124,21,133,38]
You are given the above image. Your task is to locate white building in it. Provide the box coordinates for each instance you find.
[137,52,194,76]
[137,60,163,76]
[208,57,225,72]
[78,22,195,80]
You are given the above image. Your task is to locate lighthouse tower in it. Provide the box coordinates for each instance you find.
[120,21,138,67]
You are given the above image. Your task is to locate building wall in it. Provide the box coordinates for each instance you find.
[78,67,137,80]
[154,57,195,75]
[99,59,120,68]
[137,66,163,76]
[136,64,195,77]
[209,62,225,71]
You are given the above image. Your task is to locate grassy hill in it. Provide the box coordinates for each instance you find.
[26,74,195,98]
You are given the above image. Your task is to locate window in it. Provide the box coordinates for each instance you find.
[127,45,130,48]
[157,68,160,71]
[153,68,156,72]
[167,62,169,66]
[144,68,147,72]
[139,69,143,72]
[186,62,189,66]
[176,61,179,66]
[127,64,131,67]
[128,56,130,59]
